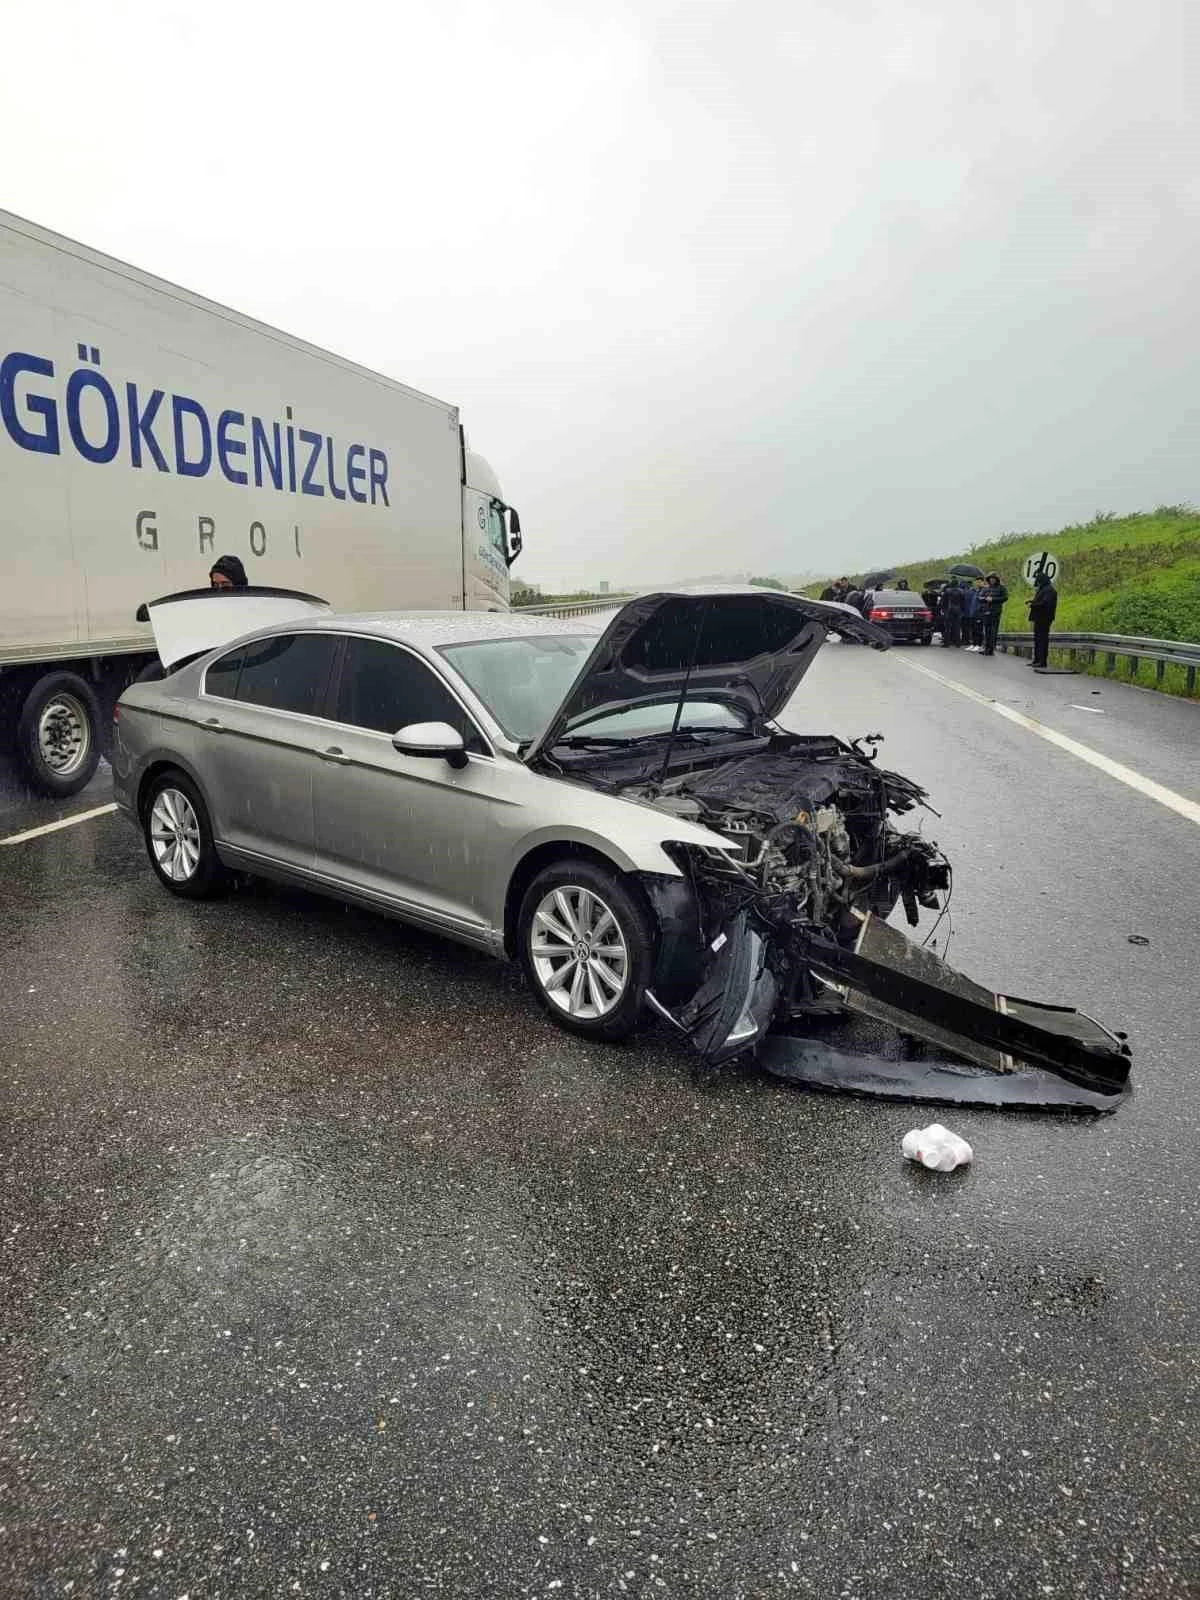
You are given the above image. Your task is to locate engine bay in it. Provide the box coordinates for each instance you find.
[629,735,950,938]
[549,729,953,944]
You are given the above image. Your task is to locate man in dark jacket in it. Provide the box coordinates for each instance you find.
[1028,571,1058,666]
[978,573,1008,655]
[939,580,964,646]
[209,554,249,589]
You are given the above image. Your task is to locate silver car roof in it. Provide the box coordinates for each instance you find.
[239,609,604,651]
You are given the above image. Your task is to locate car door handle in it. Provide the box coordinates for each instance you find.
[203,716,223,731]
[320,746,352,763]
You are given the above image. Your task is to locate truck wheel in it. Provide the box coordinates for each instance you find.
[15,672,103,797]
[142,770,228,899]
[517,860,657,1042]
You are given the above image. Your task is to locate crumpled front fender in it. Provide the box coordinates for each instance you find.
[646,909,779,1066]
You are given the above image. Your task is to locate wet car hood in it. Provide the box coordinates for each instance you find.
[136,586,330,670]
[523,588,888,760]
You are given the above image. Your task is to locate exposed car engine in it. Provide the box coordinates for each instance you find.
[634,734,950,939]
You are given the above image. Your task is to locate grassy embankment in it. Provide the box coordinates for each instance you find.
[805,507,1200,699]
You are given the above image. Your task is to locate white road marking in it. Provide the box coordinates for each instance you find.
[896,656,1200,828]
[0,802,118,846]
[1068,705,1105,713]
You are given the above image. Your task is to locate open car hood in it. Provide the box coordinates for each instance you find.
[523,588,888,760]
[136,586,330,670]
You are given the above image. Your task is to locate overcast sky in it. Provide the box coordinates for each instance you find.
[4,0,1197,588]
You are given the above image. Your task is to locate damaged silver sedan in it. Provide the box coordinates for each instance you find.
[113,587,1131,1112]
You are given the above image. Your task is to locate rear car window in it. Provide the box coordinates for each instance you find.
[230,633,340,716]
[335,637,487,753]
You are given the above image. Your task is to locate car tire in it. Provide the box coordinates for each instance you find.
[517,860,657,1042]
[15,671,103,798]
[142,769,229,900]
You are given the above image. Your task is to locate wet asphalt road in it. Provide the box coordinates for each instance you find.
[1,648,1198,1599]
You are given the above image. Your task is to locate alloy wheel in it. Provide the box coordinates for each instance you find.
[529,885,630,1020]
[149,787,202,882]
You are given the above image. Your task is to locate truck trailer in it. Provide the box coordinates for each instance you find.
[0,208,522,796]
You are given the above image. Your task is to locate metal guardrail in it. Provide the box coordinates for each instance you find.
[997,630,1200,693]
[514,597,633,619]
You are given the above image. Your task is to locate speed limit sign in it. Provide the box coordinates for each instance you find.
[1023,551,1059,584]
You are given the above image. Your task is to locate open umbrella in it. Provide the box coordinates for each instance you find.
[861,569,898,590]
[947,562,985,579]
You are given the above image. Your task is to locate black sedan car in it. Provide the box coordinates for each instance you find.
[861,588,934,643]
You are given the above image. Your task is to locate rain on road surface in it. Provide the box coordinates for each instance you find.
[1,645,1197,1598]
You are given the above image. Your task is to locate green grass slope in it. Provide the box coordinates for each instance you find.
[805,507,1200,696]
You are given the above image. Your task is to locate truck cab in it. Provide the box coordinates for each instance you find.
[462,444,522,611]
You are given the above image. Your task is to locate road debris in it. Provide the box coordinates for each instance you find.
[902,1123,974,1171]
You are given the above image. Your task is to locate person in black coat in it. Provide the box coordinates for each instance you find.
[209,553,249,589]
[1027,571,1058,667]
[978,573,1009,655]
[939,580,964,646]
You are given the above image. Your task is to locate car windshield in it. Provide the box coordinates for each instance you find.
[565,700,748,740]
[437,634,597,741]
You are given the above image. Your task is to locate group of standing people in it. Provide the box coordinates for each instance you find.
[819,571,1013,657]
[924,571,1058,666]
[924,574,1008,655]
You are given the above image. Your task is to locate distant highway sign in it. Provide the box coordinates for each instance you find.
[1023,551,1059,584]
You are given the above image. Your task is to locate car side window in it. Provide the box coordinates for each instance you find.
[233,633,340,717]
[205,647,243,697]
[335,636,487,754]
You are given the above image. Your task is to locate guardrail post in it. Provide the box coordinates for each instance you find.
[1105,652,1116,674]
[1127,654,1138,678]
[1156,659,1165,686]
[1188,665,1197,695]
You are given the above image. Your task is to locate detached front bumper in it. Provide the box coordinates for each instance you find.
[648,910,1132,1115]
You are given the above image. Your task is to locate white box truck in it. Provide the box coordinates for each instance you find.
[0,208,523,796]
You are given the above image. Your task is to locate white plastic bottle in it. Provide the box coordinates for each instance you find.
[902,1123,974,1172]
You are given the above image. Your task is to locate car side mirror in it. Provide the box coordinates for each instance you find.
[505,508,523,567]
[392,721,469,769]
